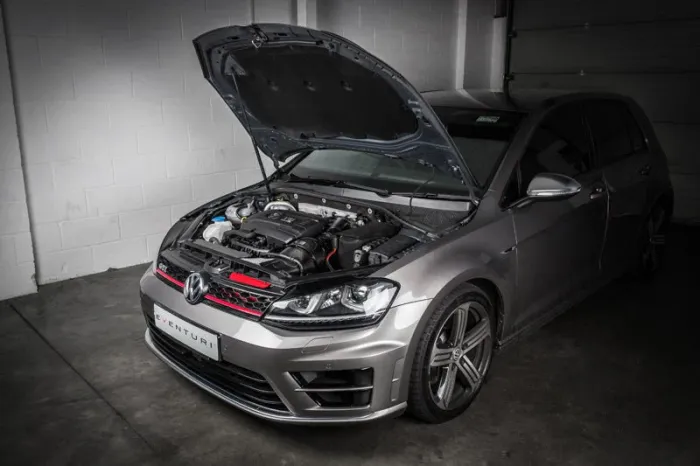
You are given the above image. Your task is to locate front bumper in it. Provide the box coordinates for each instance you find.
[140,270,430,424]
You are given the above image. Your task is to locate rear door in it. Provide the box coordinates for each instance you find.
[586,100,652,276]
[509,102,608,331]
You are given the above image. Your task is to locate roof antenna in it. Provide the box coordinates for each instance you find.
[229,63,273,198]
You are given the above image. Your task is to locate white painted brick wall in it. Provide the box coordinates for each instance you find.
[119,207,172,240]
[86,185,144,216]
[143,179,193,208]
[3,0,279,284]
[0,5,37,299]
[317,0,457,91]
[59,216,121,250]
[255,0,295,22]
[192,172,237,202]
[93,237,149,271]
[32,223,62,254]
[36,247,94,282]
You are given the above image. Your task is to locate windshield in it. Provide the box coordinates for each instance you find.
[433,107,523,186]
[284,109,522,195]
[286,149,470,196]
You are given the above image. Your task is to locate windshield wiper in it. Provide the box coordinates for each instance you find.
[389,191,471,200]
[281,175,391,195]
[282,175,470,200]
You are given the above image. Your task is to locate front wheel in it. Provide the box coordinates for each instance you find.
[407,285,495,423]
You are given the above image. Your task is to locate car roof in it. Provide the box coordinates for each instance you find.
[421,88,628,113]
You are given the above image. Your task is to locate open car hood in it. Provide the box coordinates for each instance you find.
[193,24,476,187]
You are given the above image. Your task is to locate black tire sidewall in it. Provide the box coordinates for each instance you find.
[408,284,496,423]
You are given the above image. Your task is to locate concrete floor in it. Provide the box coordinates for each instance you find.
[2,226,699,466]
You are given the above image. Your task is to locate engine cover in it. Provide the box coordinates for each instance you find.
[239,210,325,246]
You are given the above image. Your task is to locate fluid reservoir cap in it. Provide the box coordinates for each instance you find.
[212,216,226,222]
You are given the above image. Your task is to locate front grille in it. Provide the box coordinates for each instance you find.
[147,317,289,414]
[159,256,190,283]
[156,256,277,317]
[207,281,274,313]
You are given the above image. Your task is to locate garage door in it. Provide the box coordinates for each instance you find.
[508,0,700,223]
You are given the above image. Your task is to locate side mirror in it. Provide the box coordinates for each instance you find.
[526,173,581,200]
[510,173,582,209]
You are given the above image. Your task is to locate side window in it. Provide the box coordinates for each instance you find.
[518,103,592,196]
[587,100,643,165]
[624,109,646,153]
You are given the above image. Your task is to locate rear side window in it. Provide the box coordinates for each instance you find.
[518,103,592,195]
[587,100,645,165]
[625,110,646,153]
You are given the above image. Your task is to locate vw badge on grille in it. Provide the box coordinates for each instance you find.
[183,272,209,305]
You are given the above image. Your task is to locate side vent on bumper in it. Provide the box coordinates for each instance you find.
[291,369,373,408]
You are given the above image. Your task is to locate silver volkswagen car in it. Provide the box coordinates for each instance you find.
[140,24,673,424]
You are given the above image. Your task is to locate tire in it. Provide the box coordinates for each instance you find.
[407,284,496,424]
[635,204,668,279]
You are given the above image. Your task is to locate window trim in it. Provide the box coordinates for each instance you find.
[499,167,522,209]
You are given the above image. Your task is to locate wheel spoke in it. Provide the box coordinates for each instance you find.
[436,364,458,409]
[430,346,454,367]
[427,301,494,412]
[462,318,490,352]
[451,305,470,345]
[457,355,482,389]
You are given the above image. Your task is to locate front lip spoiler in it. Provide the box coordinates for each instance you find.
[144,329,407,425]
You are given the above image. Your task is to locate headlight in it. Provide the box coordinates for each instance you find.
[264,280,399,330]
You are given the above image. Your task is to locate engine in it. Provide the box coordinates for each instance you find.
[238,210,325,247]
[196,194,420,277]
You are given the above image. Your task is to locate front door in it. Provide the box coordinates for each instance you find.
[509,103,608,331]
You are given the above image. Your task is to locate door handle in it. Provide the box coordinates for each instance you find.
[638,164,651,176]
[589,185,606,200]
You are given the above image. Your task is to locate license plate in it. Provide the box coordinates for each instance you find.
[154,305,220,361]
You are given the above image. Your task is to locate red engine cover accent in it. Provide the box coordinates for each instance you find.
[228,272,271,289]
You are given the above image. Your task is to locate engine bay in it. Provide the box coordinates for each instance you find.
[190,192,426,278]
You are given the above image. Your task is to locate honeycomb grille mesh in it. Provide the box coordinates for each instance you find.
[156,256,276,316]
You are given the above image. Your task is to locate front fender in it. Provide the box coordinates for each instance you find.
[376,207,517,404]
[380,206,516,313]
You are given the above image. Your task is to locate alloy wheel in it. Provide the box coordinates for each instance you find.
[428,301,492,411]
[642,207,666,273]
